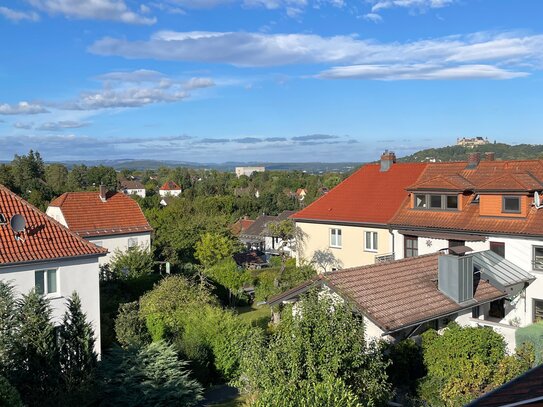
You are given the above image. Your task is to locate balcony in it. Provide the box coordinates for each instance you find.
[375,253,395,264]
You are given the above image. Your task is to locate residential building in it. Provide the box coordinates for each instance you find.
[240,210,297,257]
[120,180,146,198]
[159,181,182,197]
[390,154,543,337]
[231,216,255,237]
[235,166,265,178]
[46,185,153,264]
[291,152,427,270]
[269,248,533,352]
[457,136,490,147]
[0,185,106,353]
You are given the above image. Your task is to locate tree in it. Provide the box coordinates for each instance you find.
[203,258,251,305]
[86,165,117,190]
[11,150,45,191]
[0,282,17,376]
[238,291,391,406]
[45,163,69,193]
[194,232,239,268]
[99,341,203,407]
[115,301,150,348]
[266,219,304,286]
[11,290,59,407]
[109,246,154,279]
[0,375,22,407]
[58,292,98,403]
[67,164,88,190]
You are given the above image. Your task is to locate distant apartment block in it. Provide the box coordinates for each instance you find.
[235,166,265,178]
[457,136,490,148]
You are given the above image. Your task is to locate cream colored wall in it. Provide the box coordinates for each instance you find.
[296,221,392,270]
[88,232,152,265]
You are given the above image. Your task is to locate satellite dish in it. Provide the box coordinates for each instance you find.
[10,214,26,233]
[535,191,542,209]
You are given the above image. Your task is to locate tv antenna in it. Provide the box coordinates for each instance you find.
[10,214,26,243]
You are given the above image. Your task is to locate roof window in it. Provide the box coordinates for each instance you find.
[0,213,6,224]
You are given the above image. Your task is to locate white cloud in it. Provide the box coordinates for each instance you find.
[97,69,166,82]
[371,0,456,12]
[13,122,34,129]
[0,6,40,21]
[36,120,90,131]
[25,0,156,24]
[0,102,49,115]
[363,12,382,22]
[89,30,543,79]
[183,77,215,90]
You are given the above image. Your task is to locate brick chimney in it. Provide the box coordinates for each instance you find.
[466,152,481,169]
[484,152,495,161]
[99,184,107,202]
[380,150,396,172]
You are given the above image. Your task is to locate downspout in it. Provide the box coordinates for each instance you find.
[389,226,395,259]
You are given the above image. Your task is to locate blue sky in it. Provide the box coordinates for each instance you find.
[1,0,543,163]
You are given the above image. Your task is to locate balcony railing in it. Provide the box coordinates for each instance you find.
[375,253,395,264]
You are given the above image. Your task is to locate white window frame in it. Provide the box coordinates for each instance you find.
[364,231,378,252]
[35,269,59,297]
[330,228,342,248]
[533,246,543,271]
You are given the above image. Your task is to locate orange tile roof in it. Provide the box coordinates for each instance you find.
[392,159,543,237]
[0,185,106,265]
[49,191,152,238]
[160,181,181,191]
[291,162,428,224]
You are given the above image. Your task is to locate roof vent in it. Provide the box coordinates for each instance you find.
[380,150,396,172]
[438,253,474,304]
[484,152,495,161]
[10,213,26,243]
[99,184,107,202]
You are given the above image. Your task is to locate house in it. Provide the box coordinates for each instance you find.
[390,154,543,337]
[120,180,146,198]
[0,185,106,353]
[159,181,182,197]
[269,247,533,352]
[235,166,265,178]
[46,186,153,265]
[231,216,255,237]
[457,136,490,148]
[291,152,427,270]
[239,210,297,257]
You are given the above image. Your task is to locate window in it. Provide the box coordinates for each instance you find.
[503,196,521,213]
[489,299,505,319]
[404,236,418,258]
[449,240,465,248]
[472,306,480,318]
[128,237,138,248]
[364,231,378,252]
[534,299,543,323]
[35,269,58,296]
[533,246,543,270]
[330,228,342,248]
[413,194,459,211]
[490,242,505,258]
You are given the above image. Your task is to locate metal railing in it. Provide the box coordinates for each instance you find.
[375,253,395,264]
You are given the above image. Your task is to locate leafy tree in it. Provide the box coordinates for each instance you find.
[11,150,45,191]
[266,219,304,286]
[86,165,117,190]
[58,292,98,403]
[204,258,252,305]
[67,164,89,190]
[99,342,203,407]
[195,232,239,268]
[11,290,59,407]
[109,246,154,279]
[0,282,17,376]
[115,301,150,348]
[0,375,22,407]
[45,163,69,193]
[0,165,14,191]
[238,291,391,406]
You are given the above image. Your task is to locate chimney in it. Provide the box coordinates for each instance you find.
[438,253,474,304]
[380,150,396,172]
[99,184,107,202]
[484,152,495,161]
[466,152,481,169]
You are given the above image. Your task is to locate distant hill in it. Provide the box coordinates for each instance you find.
[399,143,543,163]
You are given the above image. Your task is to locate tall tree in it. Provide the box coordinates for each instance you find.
[11,150,45,190]
[0,282,17,375]
[45,163,69,193]
[194,232,238,268]
[59,292,98,403]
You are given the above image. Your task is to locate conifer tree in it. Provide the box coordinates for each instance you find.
[59,292,98,403]
[0,282,17,375]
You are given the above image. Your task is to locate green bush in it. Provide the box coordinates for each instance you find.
[115,301,150,348]
[109,246,155,280]
[515,322,543,365]
[0,375,22,407]
[384,339,426,393]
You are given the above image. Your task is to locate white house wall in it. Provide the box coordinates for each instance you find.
[159,190,181,197]
[0,256,102,354]
[45,206,68,227]
[88,232,152,265]
[125,189,146,198]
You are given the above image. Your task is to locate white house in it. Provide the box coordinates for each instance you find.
[159,181,182,197]
[235,166,265,178]
[0,185,106,354]
[46,186,153,265]
[120,180,146,198]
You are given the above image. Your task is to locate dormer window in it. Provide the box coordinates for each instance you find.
[414,194,458,211]
[502,196,521,214]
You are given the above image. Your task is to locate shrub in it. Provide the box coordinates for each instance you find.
[0,375,22,407]
[109,246,154,280]
[515,322,543,365]
[384,339,426,393]
[115,301,150,348]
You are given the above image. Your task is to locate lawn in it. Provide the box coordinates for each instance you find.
[236,304,271,330]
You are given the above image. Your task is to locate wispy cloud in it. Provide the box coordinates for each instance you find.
[0,102,49,115]
[36,120,90,131]
[13,122,34,129]
[25,0,156,25]
[90,30,543,80]
[370,0,456,13]
[292,134,339,141]
[0,6,40,22]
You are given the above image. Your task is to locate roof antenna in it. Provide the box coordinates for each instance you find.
[10,214,26,243]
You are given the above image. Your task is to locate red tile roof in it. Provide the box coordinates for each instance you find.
[292,162,427,224]
[0,185,106,265]
[49,191,152,238]
[392,159,543,237]
[160,181,181,191]
[231,218,255,236]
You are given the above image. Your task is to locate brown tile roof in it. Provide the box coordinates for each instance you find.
[160,181,181,191]
[0,185,106,265]
[467,364,543,407]
[291,162,427,225]
[240,211,296,239]
[49,191,152,238]
[120,180,145,190]
[270,253,504,332]
[392,159,543,238]
[231,218,255,236]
